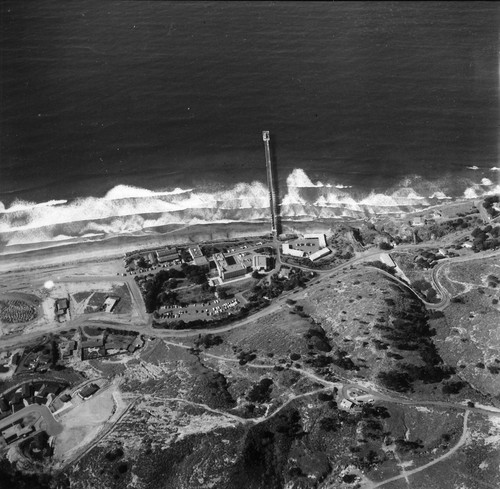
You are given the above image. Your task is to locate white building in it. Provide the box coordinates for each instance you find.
[309,247,331,262]
[303,233,327,248]
[282,243,305,258]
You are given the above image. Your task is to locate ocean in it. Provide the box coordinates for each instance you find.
[0,1,499,251]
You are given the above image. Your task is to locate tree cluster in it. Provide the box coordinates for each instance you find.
[141,268,185,312]
[483,195,500,218]
[471,224,500,252]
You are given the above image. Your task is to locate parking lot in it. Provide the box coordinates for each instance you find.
[156,296,244,323]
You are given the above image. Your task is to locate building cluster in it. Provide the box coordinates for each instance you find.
[281,234,331,262]
[80,330,144,360]
[1,421,34,446]
[0,382,62,419]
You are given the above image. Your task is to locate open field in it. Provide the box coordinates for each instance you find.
[53,383,119,465]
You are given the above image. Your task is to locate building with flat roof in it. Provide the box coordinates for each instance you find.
[339,399,353,411]
[214,253,249,281]
[156,248,179,263]
[252,255,271,271]
[282,243,305,258]
[309,247,331,262]
[102,296,120,313]
[303,233,327,248]
[187,245,209,266]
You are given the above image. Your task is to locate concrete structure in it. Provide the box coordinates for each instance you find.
[303,233,327,248]
[252,255,271,271]
[339,399,353,411]
[309,247,331,262]
[214,253,249,281]
[156,248,178,264]
[282,243,305,258]
[103,296,120,313]
[263,131,279,235]
[282,234,328,260]
[188,245,209,266]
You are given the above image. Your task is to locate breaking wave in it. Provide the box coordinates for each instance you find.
[1,168,499,248]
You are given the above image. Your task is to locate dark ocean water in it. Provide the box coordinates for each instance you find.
[0,1,499,248]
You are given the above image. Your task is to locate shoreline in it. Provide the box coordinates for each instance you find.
[0,197,486,274]
[0,217,361,274]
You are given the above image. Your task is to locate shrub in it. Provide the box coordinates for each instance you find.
[442,381,467,394]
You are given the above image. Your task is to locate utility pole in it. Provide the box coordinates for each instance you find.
[263,131,279,236]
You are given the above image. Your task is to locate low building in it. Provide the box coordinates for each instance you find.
[60,393,71,403]
[102,296,120,313]
[55,298,69,316]
[78,383,99,400]
[282,243,306,258]
[410,217,424,226]
[252,255,271,271]
[462,242,473,249]
[303,233,327,248]
[339,399,353,411]
[1,423,33,444]
[156,247,179,264]
[309,247,331,262]
[187,245,209,266]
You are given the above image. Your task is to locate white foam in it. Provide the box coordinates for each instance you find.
[466,166,480,170]
[1,168,493,249]
[481,178,493,186]
[103,185,191,200]
[491,167,499,171]
[0,199,68,214]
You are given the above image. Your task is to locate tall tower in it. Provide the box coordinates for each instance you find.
[263,131,279,235]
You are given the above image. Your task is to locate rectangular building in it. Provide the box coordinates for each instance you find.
[252,255,271,271]
[156,247,179,263]
[187,245,209,266]
[282,243,305,258]
[309,247,331,262]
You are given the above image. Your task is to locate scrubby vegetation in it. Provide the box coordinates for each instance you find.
[375,284,455,392]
